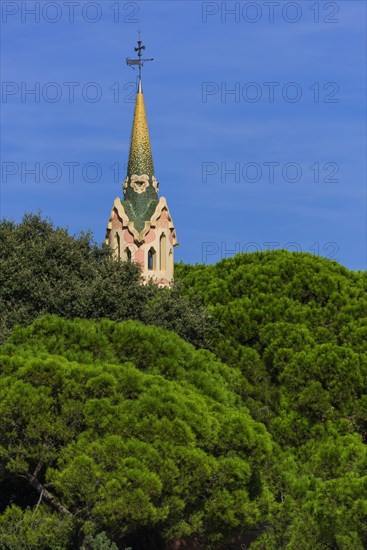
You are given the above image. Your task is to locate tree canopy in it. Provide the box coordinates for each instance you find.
[0,215,366,549]
[176,252,367,548]
[0,214,214,348]
[0,316,272,549]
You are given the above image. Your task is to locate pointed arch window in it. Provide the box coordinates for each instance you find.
[125,247,132,262]
[159,233,167,271]
[113,233,120,259]
[148,247,156,271]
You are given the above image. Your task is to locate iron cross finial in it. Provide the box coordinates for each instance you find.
[126,32,154,91]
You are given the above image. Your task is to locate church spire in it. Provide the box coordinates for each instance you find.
[126,82,155,191]
[106,36,177,287]
[123,36,158,232]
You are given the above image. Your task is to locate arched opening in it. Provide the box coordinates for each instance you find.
[113,233,120,259]
[148,247,156,271]
[159,233,167,271]
[125,248,132,262]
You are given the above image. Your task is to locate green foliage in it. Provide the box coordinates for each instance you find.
[0,214,214,348]
[3,315,239,404]
[83,532,118,550]
[175,251,367,434]
[142,283,217,350]
[1,217,366,548]
[0,316,273,548]
[176,251,367,548]
[252,453,367,549]
[0,505,73,550]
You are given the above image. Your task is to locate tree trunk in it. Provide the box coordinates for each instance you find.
[24,471,73,516]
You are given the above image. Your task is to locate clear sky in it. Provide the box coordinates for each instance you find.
[1,0,366,270]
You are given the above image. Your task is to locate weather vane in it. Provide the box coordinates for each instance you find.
[126,31,154,90]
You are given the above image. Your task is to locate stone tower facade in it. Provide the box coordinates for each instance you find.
[105,44,177,287]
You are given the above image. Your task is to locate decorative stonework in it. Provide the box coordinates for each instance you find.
[106,70,177,287]
[130,174,149,194]
[112,211,122,230]
[107,197,177,245]
[123,177,129,195]
[156,219,169,229]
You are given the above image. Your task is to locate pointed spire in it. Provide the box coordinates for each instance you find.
[126,88,154,184]
[122,37,159,233]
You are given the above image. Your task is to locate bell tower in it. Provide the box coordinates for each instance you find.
[106,37,178,286]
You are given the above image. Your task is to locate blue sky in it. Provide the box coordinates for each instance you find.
[1,0,366,269]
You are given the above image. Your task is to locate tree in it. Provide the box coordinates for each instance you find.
[0,214,214,349]
[176,251,367,547]
[0,316,273,548]
[2,222,366,548]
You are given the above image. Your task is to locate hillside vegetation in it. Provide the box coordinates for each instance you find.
[176,252,367,548]
[0,215,366,549]
[0,317,272,549]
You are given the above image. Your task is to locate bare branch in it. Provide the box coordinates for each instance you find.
[23,472,73,517]
[33,488,44,516]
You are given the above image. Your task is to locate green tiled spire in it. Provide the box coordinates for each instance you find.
[122,82,159,233]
